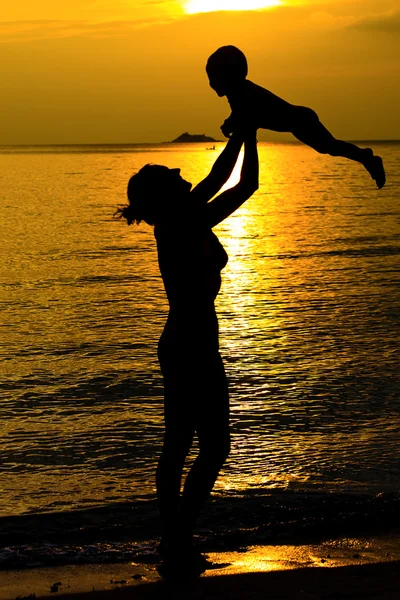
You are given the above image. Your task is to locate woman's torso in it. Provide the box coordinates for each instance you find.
[155,222,228,353]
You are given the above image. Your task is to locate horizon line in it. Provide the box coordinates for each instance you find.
[1,138,399,147]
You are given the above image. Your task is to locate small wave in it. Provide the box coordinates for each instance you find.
[0,491,399,569]
[266,246,400,260]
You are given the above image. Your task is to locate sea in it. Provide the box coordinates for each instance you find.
[0,141,399,568]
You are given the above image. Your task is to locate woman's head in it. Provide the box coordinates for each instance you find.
[115,164,192,226]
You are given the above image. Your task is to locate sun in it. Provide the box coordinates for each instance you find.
[184,0,282,14]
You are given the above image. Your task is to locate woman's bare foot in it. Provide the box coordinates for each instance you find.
[157,539,212,580]
[363,148,386,189]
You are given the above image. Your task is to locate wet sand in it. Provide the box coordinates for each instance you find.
[1,533,399,600]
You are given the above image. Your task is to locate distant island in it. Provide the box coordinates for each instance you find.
[169,132,221,143]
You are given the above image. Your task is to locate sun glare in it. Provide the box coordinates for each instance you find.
[184,0,282,14]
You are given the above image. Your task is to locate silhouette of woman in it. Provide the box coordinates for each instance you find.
[116,128,258,577]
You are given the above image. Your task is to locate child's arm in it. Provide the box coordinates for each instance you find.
[221,114,236,138]
[190,134,243,203]
[221,82,250,138]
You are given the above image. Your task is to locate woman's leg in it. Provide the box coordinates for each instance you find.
[156,371,195,549]
[156,337,197,549]
[178,353,230,547]
[156,428,194,547]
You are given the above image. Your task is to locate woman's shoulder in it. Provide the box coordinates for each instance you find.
[154,206,209,242]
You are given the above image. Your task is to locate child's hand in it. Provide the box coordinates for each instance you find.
[221,114,235,138]
[222,113,256,138]
[231,115,258,140]
[221,122,232,138]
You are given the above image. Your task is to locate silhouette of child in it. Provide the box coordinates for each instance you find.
[206,45,386,189]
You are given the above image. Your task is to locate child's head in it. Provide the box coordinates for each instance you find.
[206,46,248,96]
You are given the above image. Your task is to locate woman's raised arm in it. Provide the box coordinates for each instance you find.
[190,134,243,203]
[205,130,258,228]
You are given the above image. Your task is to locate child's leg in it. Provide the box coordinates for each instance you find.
[292,107,386,188]
[292,109,361,159]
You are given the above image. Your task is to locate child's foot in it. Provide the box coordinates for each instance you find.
[363,148,386,189]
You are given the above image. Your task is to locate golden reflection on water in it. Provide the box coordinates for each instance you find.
[0,142,399,514]
[204,535,400,575]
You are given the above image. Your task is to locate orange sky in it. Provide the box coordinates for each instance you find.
[1,0,399,144]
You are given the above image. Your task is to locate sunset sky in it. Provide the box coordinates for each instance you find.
[1,0,399,144]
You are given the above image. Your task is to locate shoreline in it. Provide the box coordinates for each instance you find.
[1,532,399,600]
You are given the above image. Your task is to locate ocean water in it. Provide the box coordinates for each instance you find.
[0,141,399,566]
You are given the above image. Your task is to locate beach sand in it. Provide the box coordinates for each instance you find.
[1,532,399,600]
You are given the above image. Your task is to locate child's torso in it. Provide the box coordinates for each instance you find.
[227,79,300,132]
